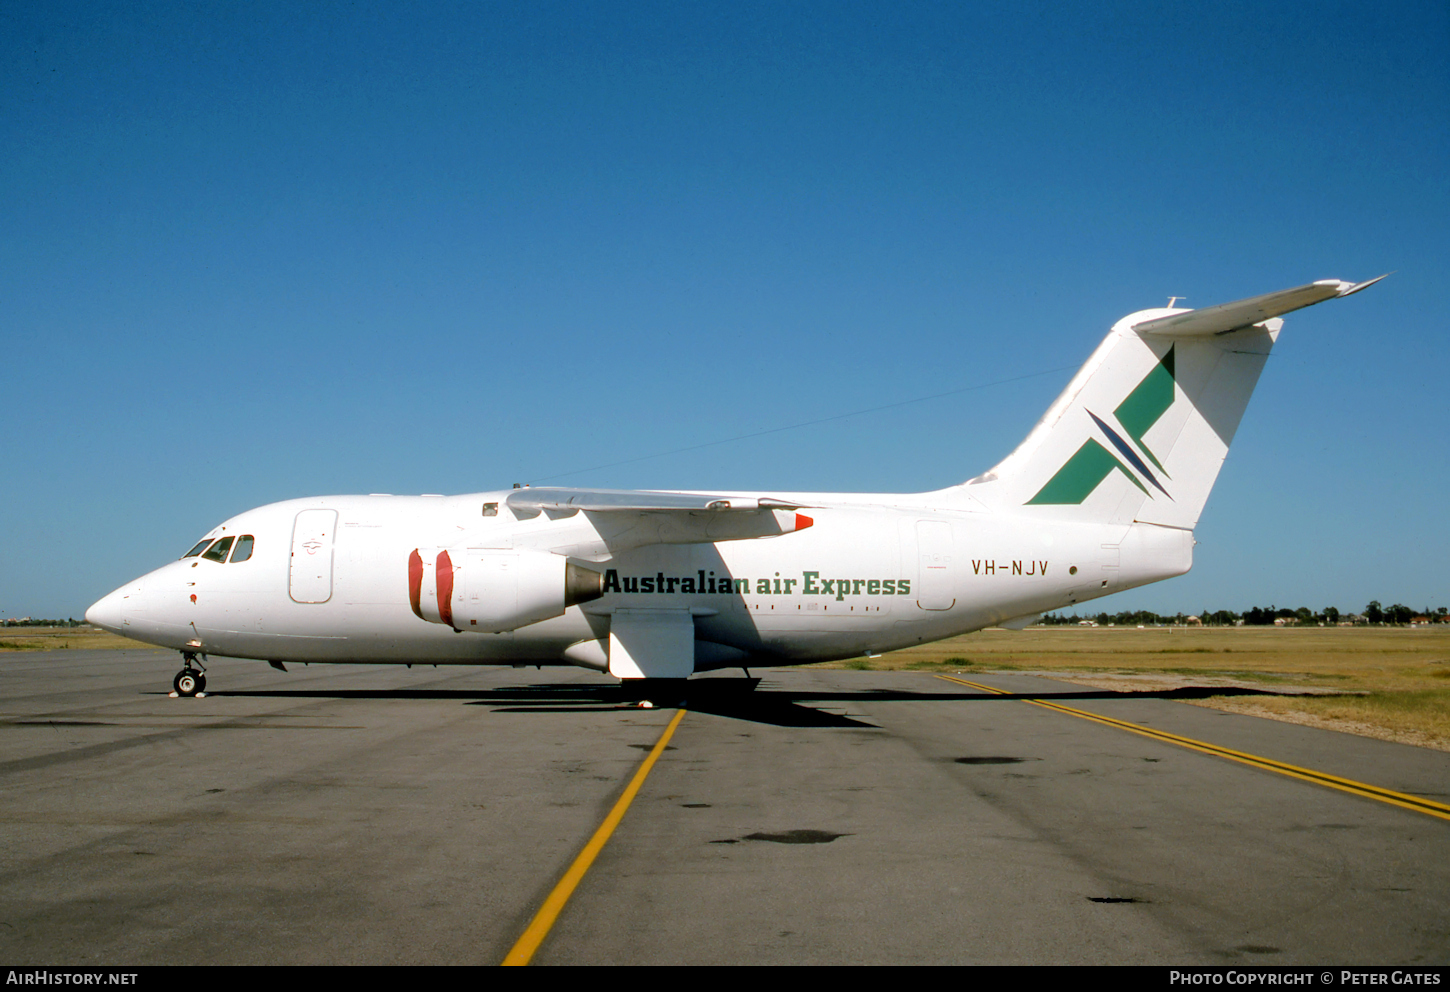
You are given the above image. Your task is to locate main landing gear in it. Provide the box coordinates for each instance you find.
[172,652,207,697]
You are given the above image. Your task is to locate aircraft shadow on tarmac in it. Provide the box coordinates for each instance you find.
[209,680,1295,730]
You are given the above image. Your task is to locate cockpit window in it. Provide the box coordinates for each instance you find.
[230,535,255,563]
[482,502,498,517]
[183,539,213,558]
[202,536,235,562]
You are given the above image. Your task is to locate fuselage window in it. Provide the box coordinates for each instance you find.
[202,536,235,562]
[230,535,255,563]
[183,539,213,558]
[483,502,498,517]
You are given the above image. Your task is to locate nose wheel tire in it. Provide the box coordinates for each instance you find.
[173,670,206,696]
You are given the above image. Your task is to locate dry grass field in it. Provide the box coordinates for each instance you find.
[0,625,142,652]
[6,623,1448,750]
[825,625,1450,751]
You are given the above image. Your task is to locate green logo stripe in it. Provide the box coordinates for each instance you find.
[1112,344,1175,474]
[1027,439,1147,504]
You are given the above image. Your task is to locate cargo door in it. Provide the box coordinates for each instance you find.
[290,509,338,604]
[916,519,956,611]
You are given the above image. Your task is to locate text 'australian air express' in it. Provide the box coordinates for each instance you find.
[88,277,1383,695]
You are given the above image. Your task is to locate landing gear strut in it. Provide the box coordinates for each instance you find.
[173,652,207,697]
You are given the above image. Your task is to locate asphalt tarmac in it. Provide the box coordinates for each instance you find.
[2,648,1447,965]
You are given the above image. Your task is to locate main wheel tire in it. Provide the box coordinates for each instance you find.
[174,671,200,696]
[193,673,207,693]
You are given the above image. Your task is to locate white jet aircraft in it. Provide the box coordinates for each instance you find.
[88,278,1383,696]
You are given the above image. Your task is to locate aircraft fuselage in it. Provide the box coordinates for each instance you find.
[87,491,1188,671]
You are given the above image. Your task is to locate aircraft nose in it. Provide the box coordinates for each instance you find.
[86,584,132,633]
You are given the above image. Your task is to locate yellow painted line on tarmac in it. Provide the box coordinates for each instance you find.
[935,674,1450,823]
[502,706,688,966]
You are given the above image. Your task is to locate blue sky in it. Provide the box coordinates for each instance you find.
[2,0,1446,619]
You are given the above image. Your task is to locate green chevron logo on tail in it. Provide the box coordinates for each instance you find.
[1027,345,1175,505]
[1113,343,1174,473]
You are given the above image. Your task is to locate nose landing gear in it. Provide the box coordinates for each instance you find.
[172,652,208,697]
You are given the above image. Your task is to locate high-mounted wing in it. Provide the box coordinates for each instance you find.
[506,487,807,513]
[503,487,814,560]
[1132,275,1387,337]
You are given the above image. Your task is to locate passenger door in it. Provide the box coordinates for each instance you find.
[289,509,338,604]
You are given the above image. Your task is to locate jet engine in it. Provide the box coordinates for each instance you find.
[408,548,603,632]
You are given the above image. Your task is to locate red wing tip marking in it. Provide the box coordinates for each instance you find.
[795,513,814,531]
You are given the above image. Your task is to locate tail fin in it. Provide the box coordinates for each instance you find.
[955,277,1384,529]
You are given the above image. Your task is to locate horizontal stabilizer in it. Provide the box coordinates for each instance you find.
[1132,275,1387,337]
[507,487,806,513]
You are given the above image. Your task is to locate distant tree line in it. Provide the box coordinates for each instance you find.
[1,618,81,627]
[1041,603,1449,627]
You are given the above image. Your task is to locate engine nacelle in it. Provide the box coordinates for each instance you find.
[408,547,603,632]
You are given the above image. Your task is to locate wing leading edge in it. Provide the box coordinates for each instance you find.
[503,487,815,559]
[506,487,808,513]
